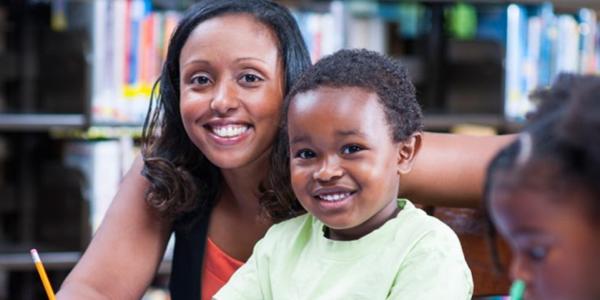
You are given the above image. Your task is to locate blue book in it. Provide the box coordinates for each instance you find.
[537,3,556,87]
[504,4,529,120]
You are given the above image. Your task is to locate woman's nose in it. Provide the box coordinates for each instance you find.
[210,81,240,115]
[312,156,344,182]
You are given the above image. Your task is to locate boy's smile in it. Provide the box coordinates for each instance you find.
[287,86,412,241]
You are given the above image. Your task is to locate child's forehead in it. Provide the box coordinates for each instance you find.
[490,160,575,197]
[288,87,384,121]
[287,86,389,132]
[290,86,378,108]
[490,174,594,222]
[303,85,374,96]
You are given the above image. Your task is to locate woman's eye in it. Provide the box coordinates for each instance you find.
[190,75,211,85]
[527,246,548,262]
[341,144,363,155]
[295,149,316,159]
[240,73,263,84]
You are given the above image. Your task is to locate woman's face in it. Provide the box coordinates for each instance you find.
[490,180,600,300]
[179,14,284,170]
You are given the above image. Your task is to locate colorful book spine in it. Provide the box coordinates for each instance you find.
[504,3,600,121]
[504,4,529,120]
[91,1,181,124]
[578,8,597,74]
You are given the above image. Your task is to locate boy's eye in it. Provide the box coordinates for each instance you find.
[295,149,316,159]
[526,246,548,262]
[341,144,363,155]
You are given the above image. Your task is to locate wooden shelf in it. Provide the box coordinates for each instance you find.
[0,114,86,132]
[0,252,172,274]
[0,252,81,271]
[424,113,522,132]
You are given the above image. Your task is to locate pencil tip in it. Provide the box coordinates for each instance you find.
[30,249,41,262]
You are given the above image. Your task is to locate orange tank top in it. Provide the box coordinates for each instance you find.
[201,238,245,300]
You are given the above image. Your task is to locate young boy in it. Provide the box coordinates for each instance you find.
[214,49,473,299]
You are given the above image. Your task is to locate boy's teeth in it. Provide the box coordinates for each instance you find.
[212,125,249,138]
[319,192,351,202]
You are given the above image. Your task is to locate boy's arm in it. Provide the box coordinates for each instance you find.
[57,156,172,299]
[399,132,516,208]
[387,224,473,300]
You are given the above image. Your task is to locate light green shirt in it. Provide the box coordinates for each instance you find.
[214,199,473,300]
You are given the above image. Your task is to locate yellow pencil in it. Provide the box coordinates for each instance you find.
[30,249,56,300]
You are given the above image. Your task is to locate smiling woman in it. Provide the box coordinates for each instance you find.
[56,1,512,299]
[179,14,284,170]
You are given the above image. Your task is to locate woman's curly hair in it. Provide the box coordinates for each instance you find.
[141,0,310,226]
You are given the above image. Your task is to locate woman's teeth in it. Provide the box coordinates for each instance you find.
[212,125,249,138]
[319,192,351,202]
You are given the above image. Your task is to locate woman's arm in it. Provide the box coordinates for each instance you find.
[400,132,515,208]
[57,156,172,299]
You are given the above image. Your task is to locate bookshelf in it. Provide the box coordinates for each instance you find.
[1,0,599,299]
[0,114,86,131]
[290,0,600,125]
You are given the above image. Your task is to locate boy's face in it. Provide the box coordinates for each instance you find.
[490,179,600,300]
[287,86,417,240]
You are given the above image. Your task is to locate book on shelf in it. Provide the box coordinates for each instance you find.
[90,1,600,123]
[92,0,181,124]
[504,3,600,121]
[291,0,392,63]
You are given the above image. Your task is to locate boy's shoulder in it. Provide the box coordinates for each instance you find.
[392,199,462,248]
[257,213,314,249]
[269,212,313,232]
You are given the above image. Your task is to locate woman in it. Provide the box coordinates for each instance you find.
[57,1,512,299]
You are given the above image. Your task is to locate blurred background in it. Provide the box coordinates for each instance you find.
[0,0,599,299]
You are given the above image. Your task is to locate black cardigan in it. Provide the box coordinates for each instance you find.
[169,213,211,299]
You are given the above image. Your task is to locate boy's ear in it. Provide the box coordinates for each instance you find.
[396,133,422,175]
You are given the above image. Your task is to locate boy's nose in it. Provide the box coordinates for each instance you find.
[210,82,240,115]
[312,157,344,182]
[510,255,533,286]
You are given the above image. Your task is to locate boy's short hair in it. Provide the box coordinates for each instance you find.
[286,48,423,142]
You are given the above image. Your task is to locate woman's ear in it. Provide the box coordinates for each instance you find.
[397,133,422,175]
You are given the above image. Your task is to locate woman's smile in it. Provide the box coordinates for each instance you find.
[204,119,253,145]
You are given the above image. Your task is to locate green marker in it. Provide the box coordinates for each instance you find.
[510,279,526,300]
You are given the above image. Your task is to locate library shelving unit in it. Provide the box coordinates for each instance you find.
[1,0,599,299]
